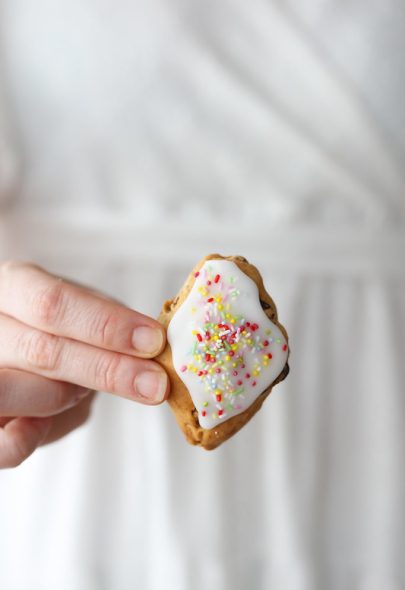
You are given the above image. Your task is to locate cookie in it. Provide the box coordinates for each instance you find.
[156,254,289,450]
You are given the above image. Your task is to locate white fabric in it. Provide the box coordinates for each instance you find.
[0,1,404,589]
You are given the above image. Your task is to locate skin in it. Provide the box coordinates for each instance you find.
[0,261,170,468]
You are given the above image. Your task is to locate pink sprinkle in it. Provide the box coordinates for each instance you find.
[232,370,238,376]
[282,344,288,351]
[180,365,187,372]
[194,271,200,278]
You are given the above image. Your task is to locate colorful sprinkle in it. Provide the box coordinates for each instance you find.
[172,262,288,428]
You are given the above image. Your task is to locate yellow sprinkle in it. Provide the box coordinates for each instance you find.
[252,370,259,377]
[203,402,208,407]
[225,355,230,361]
[218,304,223,310]
[232,362,237,367]
[215,389,221,395]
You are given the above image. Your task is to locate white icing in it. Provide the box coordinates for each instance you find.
[167,260,288,429]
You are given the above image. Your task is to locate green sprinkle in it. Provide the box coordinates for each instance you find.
[233,388,244,396]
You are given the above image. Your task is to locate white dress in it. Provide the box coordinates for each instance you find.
[0,2,404,589]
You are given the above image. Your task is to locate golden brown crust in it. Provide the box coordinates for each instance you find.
[156,254,289,450]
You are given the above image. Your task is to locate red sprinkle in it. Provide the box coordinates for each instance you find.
[232,370,238,376]
[197,371,204,377]
[205,353,211,362]
[218,409,224,417]
[246,322,251,327]
[252,381,257,386]
[282,344,288,351]
[201,410,206,417]
[216,394,222,402]
[241,364,246,369]
[196,333,203,342]
[267,353,273,359]
[251,323,259,331]
[207,297,214,303]
[245,373,251,379]
[205,331,211,340]
[228,351,235,357]
[194,271,200,278]
[207,280,211,285]
[263,340,269,347]
[214,274,220,283]
[215,368,221,374]
[237,380,243,386]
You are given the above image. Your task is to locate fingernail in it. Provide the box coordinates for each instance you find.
[134,370,168,402]
[132,326,164,355]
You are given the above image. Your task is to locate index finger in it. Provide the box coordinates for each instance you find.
[0,261,165,358]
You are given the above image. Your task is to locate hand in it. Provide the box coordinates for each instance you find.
[0,261,169,468]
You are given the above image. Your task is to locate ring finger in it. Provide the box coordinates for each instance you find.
[0,368,91,417]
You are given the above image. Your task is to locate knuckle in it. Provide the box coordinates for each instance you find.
[0,259,40,275]
[0,259,25,278]
[30,281,66,326]
[95,353,122,392]
[20,330,62,371]
[93,310,120,349]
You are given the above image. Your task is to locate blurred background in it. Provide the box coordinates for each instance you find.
[0,1,404,589]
